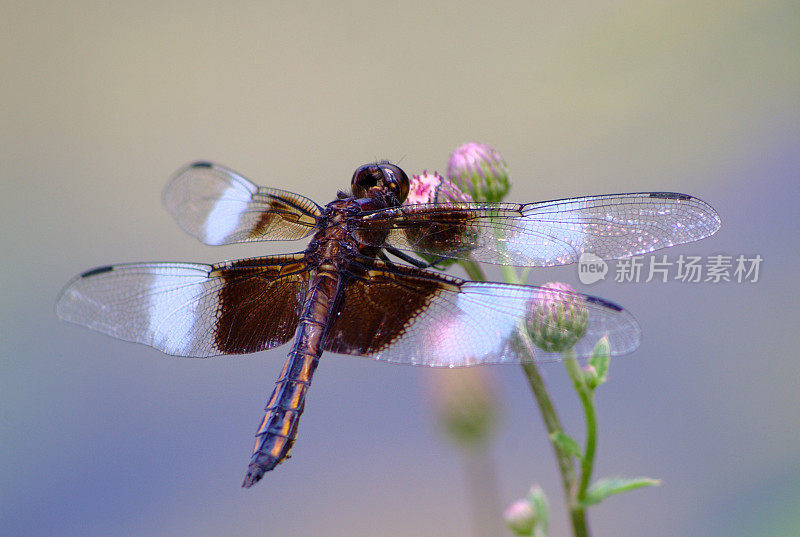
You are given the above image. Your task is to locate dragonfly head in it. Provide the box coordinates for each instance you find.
[351,162,409,206]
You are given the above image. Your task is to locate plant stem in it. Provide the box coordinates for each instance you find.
[466,260,594,536]
[460,259,487,282]
[518,339,576,491]
[563,349,598,504]
[517,334,589,537]
[463,446,503,537]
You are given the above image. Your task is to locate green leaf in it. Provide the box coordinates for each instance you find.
[582,476,661,506]
[549,431,583,460]
[586,336,610,388]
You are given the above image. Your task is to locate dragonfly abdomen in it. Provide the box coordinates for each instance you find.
[242,269,339,488]
[241,351,318,487]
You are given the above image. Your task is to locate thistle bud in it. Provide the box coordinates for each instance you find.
[525,282,589,353]
[585,336,611,389]
[429,368,497,447]
[403,171,474,267]
[404,170,473,205]
[504,499,537,536]
[446,142,511,202]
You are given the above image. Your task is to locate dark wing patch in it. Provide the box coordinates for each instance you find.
[352,193,720,266]
[323,259,640,367]
[163,161,322,245]
[57,255,310,357]
[324,261,455,358]
[213,257,309,354]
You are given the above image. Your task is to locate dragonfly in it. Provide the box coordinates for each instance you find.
[57,161,721,487]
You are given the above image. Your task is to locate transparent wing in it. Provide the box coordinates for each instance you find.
[354,192,720,266]
[57,255,310,357]
[324,259,639,367]
[163,161,322,245]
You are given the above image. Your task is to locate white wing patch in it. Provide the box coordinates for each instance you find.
[146,269,215,355]
[57,263,224,357]
[201,184,253,245]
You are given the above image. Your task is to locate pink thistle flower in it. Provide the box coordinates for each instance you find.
[404,170,473,205]
[525,282,589,353]
[446,142,511,202]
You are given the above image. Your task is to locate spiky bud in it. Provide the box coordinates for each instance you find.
[403,171,475,267]
[404,170,473,205]
[446,142,511,202]
[526,282,589,353]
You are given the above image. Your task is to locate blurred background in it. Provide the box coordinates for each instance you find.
[2,1,798,536]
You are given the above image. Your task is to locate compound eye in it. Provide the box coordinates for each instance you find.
[381,164,409,203]
[351,164,383,198]
[351,163,410,203]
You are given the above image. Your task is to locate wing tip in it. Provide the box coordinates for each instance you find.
[649,191,692,201]
[80,265,114,278]
[583,294,642,356]
[167,161,219,187]
[650,191,722,232]
[685,194,723,239]
[190,161,214,169]
[611,307,641,356]
[584,294,624,312]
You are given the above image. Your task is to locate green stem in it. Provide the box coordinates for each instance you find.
[460,259,487,282]
[570,509,588,537]
[563,349,598,504]
[501,264,521,285]
[470,261,593,536]
[518,339,576,490]
[518,334,588,537]
[463,446,503,537]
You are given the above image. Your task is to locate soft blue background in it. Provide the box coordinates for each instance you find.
[2,1,798,536]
